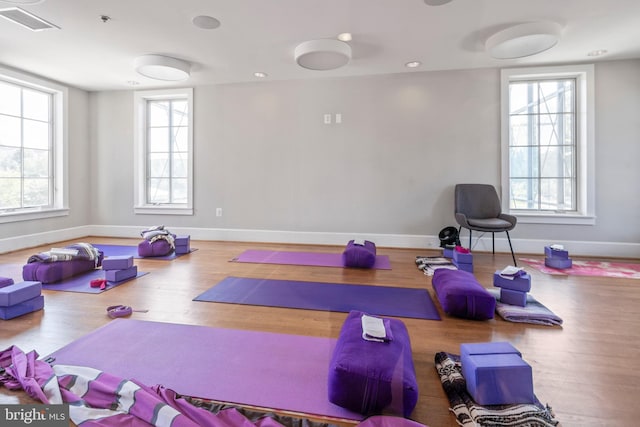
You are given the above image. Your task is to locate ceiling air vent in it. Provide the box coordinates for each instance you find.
[0,7,59,31]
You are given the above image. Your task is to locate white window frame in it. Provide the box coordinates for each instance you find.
[133,88,193,215]
[0,65,68,224]
[500,64,595,225]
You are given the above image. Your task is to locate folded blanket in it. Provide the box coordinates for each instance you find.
[488,289,563,327]
[27,243,100,264]
[141,225,175,249]
[434,352,559,427]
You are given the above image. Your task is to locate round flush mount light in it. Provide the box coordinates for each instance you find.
[0,0,45,4]
[192,15,221,30]
[134,54,191,81]
[485,21,562,59]
[423,0,453,5]
[295,39,352,71]
[405,61,422,68]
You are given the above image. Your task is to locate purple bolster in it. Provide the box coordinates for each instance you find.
[432,269,495,320]
[342,240,377,268]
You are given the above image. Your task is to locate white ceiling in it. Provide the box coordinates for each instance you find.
[1,0,639,92]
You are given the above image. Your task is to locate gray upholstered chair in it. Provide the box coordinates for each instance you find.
[454,184,517,266]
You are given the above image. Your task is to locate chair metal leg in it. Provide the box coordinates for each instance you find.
[506,231,516,266]
[469,229,472,250]
[492,232,495,254]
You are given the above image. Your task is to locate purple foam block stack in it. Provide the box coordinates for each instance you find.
[175,235,191,255]
[544,245,572,269]
[102,255,134,271]
[461,341,534,405]
[452,248,473,273]
[493,269,531,307]
[0,281,44,320]
[105,265,138,282]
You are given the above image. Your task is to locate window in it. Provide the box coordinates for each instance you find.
[0,66,68,223]
[134,88,193,215]
[501,65,595,225]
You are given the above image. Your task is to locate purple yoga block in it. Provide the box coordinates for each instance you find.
[493,271,531,292]
[545,256,572,269]
[328,310,418,417]
[102,255,134,271]
[443,247,454,258]
[453,260,473,273]
[104,266,137,282]
[0,295,44,320]
[461,341,522,359]
[462,353,534,405]
[175,245,190,255]
[0,277,14,288]
[175,235,190,246]
[500,288,528,307]
[452,250,473,264]
[544,246,569,259]
[0,281,42,307]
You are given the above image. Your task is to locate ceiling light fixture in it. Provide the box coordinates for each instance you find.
[337,32,352,42]
[0,0,45,4]
[423,0,453,5]
[254,72,267,78]
[192,15,221,30]
[134,54,191,81]
[405,61,422,68]
[485,21,562,59]
[294,39,352,71]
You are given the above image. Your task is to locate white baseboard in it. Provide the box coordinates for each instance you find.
[1,225,638,259]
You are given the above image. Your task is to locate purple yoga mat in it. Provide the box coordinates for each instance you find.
[41,269,148,293]
[195,276,440,320]
[46,319,362,420]
[91,244,196,260]
[0,263,147,293]
[232,249,392,269]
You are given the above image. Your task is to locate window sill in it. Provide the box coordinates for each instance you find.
[134,205,194,216]
[0,208,70,224]
[510,212,596,226]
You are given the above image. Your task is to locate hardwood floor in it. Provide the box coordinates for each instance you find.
[1,237,639,427]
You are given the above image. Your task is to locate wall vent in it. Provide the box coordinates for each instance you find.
[0,7,59,31]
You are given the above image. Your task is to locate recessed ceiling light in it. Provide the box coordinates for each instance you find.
[405,61,422,68]
[485,21,562,59]
[254,72,267,78]
[134,55,191,81]
[587,49,608,57]
[337,32,352,42]
[192,15,221,30]
[294,39,352,71]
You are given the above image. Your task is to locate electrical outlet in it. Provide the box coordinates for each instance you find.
[216,208,222,217]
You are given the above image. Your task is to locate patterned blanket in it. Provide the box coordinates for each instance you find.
[27,242,100,264]
[434,352,559,427]
[141,225,175,249]
[488,289,563,327]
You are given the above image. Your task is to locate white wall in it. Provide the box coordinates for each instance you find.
[2,59,639,256]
